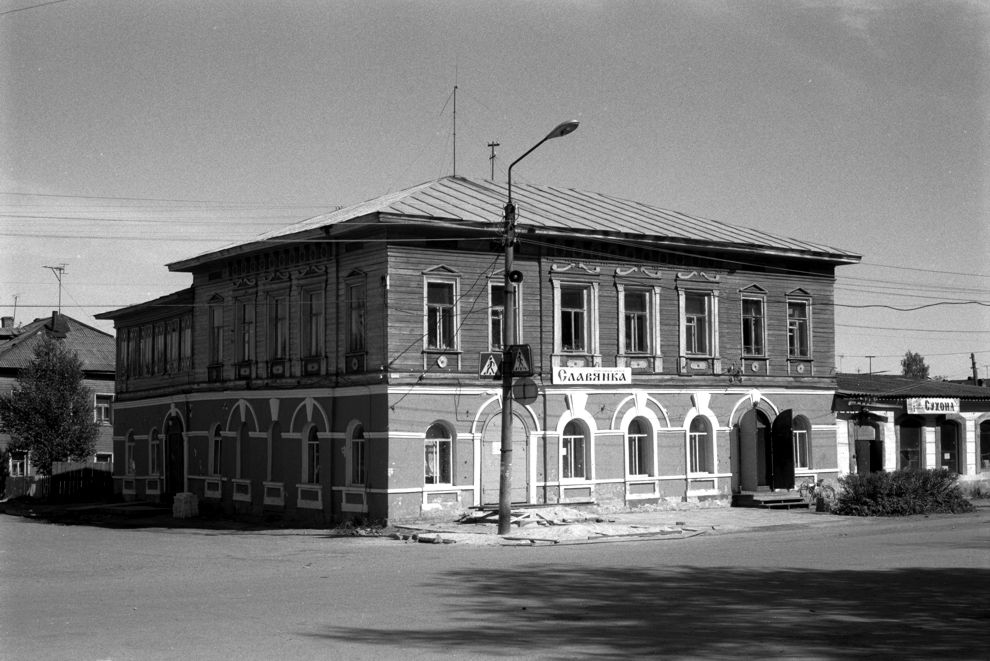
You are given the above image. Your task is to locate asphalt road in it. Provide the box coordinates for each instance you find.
[2,509,988,660]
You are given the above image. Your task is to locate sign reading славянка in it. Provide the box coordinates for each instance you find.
[552,367,632,385]
[905,397,960,415]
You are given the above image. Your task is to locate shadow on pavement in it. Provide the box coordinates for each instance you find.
[306,564,990,658]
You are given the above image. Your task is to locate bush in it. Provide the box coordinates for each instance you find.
[833,469,975,516]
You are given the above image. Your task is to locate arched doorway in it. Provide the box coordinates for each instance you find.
[163,414,185,499]
[481,413,529,506]
[938,419,962,474]
[738,409,772,491]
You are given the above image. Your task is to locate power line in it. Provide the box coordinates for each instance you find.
[0,0,70,17]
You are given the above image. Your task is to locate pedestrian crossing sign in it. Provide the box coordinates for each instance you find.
[479,352,501,378]
[508,344,534,377]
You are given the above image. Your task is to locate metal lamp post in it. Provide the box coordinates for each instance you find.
[498,120,579,535]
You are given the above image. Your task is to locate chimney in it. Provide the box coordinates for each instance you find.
[1,316,12,329]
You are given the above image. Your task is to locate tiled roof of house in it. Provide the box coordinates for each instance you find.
[836,373,990,401]
[0,313,115,374]
[169,176,861,271]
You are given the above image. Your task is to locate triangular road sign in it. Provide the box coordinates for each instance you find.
[513,348,530,374]
[480,354,500,377]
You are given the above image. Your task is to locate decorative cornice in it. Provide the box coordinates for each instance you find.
[676,270,720,282]
[615,266,663,279]
[551,263,601,275]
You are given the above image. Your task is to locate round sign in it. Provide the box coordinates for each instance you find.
[512,377,539,405]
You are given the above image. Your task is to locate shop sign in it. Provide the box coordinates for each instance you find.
[553,367,632,385]
[906,397,959,415]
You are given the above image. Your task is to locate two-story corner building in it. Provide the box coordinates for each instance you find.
[96,176,860,524]
[0,313,116,486]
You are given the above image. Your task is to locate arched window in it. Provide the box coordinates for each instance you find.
[210,425,223,476]
[627,417,653,476]
[792,415,812,470]
[899,417,923,470]
[349,424,365,486]
[305,427,320,484]
[425,424,452,485]
[688,417,713,474]
[149,429,161,476]
[562,421,589,479]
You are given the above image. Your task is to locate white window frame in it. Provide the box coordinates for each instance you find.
[561,420,591,480]
[301,289,324,358]
[680,290,718,358]
[268,294,289,360]
[740,295,766,358]
[424,423,453,486]
[347,424,366,487]
[9,451,28,477]
[210,427,223,476]
[687,416,715,474]
[793,428,810,470]
[304,429,320,485]
[787,298,812,359]
[626,417,654,477]
[125,437,135,475]
[149,431,161,476]
[94,394,113,425]
[424,277,459,352]
[346,279,367,355]
[208,303,224,365]
[552,280,600,359]
[237,299,255,363]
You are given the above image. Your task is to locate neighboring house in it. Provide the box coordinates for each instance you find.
[96,176,860,524]
[0,313,116,481]
[833,373,990,476]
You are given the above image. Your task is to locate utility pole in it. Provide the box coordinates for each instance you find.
[866,355,875,378]
[971,353,979,383]
[44,264,67,314]
[487,141,500,180]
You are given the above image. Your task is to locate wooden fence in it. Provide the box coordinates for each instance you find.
[4,461,114,502]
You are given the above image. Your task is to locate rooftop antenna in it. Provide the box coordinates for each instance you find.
[12,293,19,325]
[487,140,500,180]
[44,264,67,314]
[452,84,457,176]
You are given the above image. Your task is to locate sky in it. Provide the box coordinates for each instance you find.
[1,0,987,379]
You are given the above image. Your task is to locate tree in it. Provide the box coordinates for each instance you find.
[901,350,930,379]
[0,334,98,475]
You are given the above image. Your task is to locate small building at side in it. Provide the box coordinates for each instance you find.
[97,176,861,523]
[0,313,116,491]
[833,373,990,478]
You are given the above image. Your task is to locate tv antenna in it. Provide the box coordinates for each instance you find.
[44,264,67,313]
[487,140,500,180]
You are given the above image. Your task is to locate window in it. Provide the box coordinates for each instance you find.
[424,424,452,484]
[627,418,652,476]
[302,291,324,357]
[94,395,112,425]
[141,325,153,375]
[269,296,288,359]
[426,282,455,350]
[623,290,650,354]
[117,331,129,378]
[347,282,366,353]
[166,319,179,373]
[125,437,135,475]
[683,292,712,356]
[562,421,588,479]
[489,283,506,350]
[787,300,811,358]
[688,417,713,473]
[350,425,366,485]
[150,431,161,475]
[10,451,27,477]
[560,285,588,352]
[209,304,224,365]
[980,420,990,472]
[238,301,254,363]
[211,428,222,476]
[154,322,166,374]
[305,428,320,484]
[793,418,811,470]
[179,315,192,371]
[741,297,765,356]
[94,453,112,463]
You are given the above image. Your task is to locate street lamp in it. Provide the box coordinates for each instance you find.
[498,120,579,535]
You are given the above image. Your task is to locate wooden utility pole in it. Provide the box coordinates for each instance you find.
[487,141,500,180]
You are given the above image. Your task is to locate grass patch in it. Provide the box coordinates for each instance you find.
[833,469,975,517]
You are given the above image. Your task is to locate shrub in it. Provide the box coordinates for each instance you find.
[833,469,975,516]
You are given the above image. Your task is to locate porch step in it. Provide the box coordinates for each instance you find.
[732,491,809,510]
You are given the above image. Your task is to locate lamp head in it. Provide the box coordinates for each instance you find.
[546,120,580,140]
